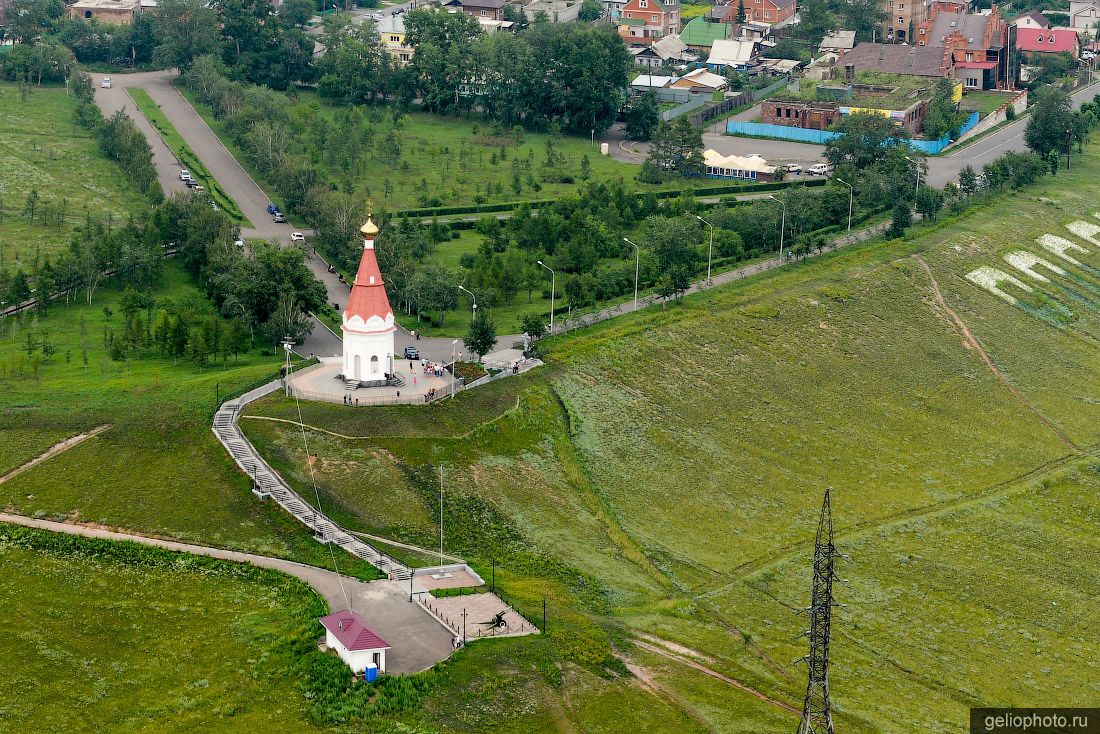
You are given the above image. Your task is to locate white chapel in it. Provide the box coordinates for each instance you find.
[341,212,395,384]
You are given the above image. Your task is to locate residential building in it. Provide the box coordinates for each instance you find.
[602,0,628,21]
[630,35,694,66]
[706,38,759,70]
[1069,1,1100,31]
[679,17,730,52]
[631,74,678,92]
[1016,27,1080,58]
[883,0,918,43]
[819,30,857,53]
[841,43,954,79]
[68,0,140,23]
[669,67,727,91]
[618,0,680,44]
[715,0,796,25]
[440,0,506,20]
[915,4,1009,89]
[703,150,778,181]
[1011,11,1050,29]
[320,609,391,675]
[378,15,414,66]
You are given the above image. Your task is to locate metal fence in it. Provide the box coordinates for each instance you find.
[288,384,462,406]
[727,111,980,154]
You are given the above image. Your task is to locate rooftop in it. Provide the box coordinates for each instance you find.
[1016,27,1079,53]
[819,30,857,50]
[777,71,936,109]
[926,12,999,50]
[841,42,948,77]
[680,17,730,46]
[320,610,392,652]
[70,0,139,8]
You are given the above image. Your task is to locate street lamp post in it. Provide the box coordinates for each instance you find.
[457,285,477,322]
[450,339,459,399]
[695,215,714,284]
[622,237,641,311]
[537,260,555,333]
[766,195,787,262]
[835,178,853,232]
[904,155,921,197]
[282,338,294,397]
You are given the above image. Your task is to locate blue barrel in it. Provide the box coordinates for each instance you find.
[364,663,379,683]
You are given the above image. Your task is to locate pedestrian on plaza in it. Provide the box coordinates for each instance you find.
[355,398,359,407]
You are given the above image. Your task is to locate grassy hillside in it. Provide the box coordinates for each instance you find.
[242,144,1100,731]
[0,82,148,269]
[0,525,327,733]
[0,262,379,579]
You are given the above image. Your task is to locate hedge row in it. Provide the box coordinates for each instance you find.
[396,178,827,219]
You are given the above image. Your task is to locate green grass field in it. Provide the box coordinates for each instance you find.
[240,143,1100,731]
[0,525,327,733]
[959,89,1016,118]
[0,82,148,269]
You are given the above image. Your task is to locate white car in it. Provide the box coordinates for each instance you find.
[179,169,192,181]
[808,163,830,176]
[101,77,112,89]
[234,239,245,250]
[784,163,802,174]
[369,12,383,20]
[290,232,305,243]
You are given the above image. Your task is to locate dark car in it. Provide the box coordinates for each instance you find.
[266,203,279,214]
[273,212,287,223]
[403,345,420,360]
[184,177,200,188]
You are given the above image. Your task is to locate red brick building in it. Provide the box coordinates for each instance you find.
[716,0,796,25]
[618,0,681,44]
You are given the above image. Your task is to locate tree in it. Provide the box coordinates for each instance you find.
[959,164,979,196]
[1025,85,1074,160]
[824,112,909,169]
[736,0,746,23]
[889,200,911,237]
[915,185,944,221]
[279,0,314,27]
[640,117,704,181]
[578,0,603,21]
[152,0,221,71]
[464,313,497,361]
[521,312,546,341]
[923,78,968,140]
[625,91,660,142]
[799,0,833,40]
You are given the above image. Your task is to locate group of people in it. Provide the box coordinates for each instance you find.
[423,388,440,402]
[421,360,446,378]
[343,394,358,406]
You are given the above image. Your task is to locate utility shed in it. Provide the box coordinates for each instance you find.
[320,609,392,675]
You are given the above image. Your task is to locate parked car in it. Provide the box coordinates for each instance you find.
[234,239,245,250]
[179,169,192,181]
[784,163,802,174]
[192,185,206,193]
[100,77,112,89]
[369,12,383,20]
[266,203,279,214]
[393,7,404,13]
[808,163,830,176]
[273,212,287,223]
[403,345,420,360]
[290,232,305,243]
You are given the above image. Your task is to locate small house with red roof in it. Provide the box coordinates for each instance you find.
[1016,27,1079,58]
[320,609,392,674]
[342,211,396,386]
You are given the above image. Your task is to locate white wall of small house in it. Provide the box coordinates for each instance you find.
[342,328,394,381]
[326,631,388,673]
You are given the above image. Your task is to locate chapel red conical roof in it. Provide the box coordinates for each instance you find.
[342,218,394,332]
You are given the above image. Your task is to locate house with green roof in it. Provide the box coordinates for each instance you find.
[680,17,730,52]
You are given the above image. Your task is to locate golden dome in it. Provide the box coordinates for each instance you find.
[360,216,379,237]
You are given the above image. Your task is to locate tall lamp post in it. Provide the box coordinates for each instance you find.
[622,237,641,311]
[766,195,787,262]
[904,155,921,197]
[450,339,459,399]
[695,215,715,284]
[537,260,555,333]
[282,338,294,397]
[457,285,477,322]
[834,178,853,232]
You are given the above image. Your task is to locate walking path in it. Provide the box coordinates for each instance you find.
[212,380,414,581]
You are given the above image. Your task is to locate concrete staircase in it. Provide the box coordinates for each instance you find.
[212,381,413,581]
